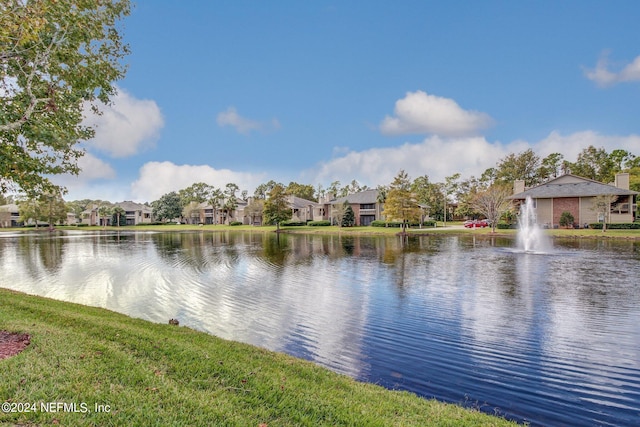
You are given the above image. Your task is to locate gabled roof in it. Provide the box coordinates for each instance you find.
[510,174,638,199]
[193,198,248,210]
[0,203,19,213]
[115,201,152,212]
[287,195,316,209]
[329,189,379,205]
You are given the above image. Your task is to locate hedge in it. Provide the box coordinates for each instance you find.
[308,220,331,226]
[370,220,436,228]
[589,223,640,230]
[280,220,306,226]
[229,221,243,226]
[497,222,517,229]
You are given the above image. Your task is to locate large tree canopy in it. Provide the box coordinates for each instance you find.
[384,170,420,232]
[263,183,290,231]
[1,0,131,195]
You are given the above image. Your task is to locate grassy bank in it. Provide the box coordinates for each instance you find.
[0,289,518,426]
[3,222,639,239]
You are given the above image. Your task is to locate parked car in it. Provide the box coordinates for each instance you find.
[464,219,489,228]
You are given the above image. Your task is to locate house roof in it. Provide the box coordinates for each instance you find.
[116,201,152,212]
[193,199,248,210]
[0,203,19,213]
[510,174,638,199]
[329,189,379,205]
[287,195,316,209]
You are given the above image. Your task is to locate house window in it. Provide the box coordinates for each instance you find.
[360,204,375,210]
[611,203,630,214]
[360,215,376,226]
[610,196,630,214]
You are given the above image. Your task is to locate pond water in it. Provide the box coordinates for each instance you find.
[1,230,639,426]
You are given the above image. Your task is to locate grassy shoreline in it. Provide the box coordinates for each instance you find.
[2,222,640,240]
[1,288,519,426]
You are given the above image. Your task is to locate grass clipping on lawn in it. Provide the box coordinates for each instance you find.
[0,289,518,426]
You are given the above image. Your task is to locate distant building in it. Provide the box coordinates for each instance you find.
[81,204,101,226]
[510,173,638,227]
[0,204,21,228]
[116,201,153,225]
[81,201,153,226]
[326,189,384,226]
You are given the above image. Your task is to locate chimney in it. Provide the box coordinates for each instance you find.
[513,180,525,195]
[615,173,630,190]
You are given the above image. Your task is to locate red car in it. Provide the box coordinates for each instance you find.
[464,219,489,228]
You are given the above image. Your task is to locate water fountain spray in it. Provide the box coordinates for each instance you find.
[516,196,551,253]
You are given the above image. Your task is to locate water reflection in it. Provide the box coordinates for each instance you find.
[1,231,639,426]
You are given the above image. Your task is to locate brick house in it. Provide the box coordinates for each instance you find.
[327,189,384,226]
[510,173,638,227]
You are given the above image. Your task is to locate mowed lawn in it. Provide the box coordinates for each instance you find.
[0,288,520,426]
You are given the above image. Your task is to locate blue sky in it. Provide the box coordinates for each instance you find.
[58,1,640,202]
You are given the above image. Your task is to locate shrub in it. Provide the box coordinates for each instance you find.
[588,223,640,229]
[280,220,305,226]
[308,220,331,226]
[559,211,575,227]
[229,221,243,226]
[606,223,640,229]
[497,222,517,229]
[75,223,89,227]
[589,222,640,230]
[370,220,429,228]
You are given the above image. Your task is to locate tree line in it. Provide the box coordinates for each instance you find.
[3,145,638,229]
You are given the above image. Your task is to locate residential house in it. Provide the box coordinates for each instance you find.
[66,212,77,225]
[0,203,21,228]
[116,201,153,225]
[287,195,316,222]
[81,205,101,226]
[187,199,249,225]
[510,173,638,227]
[82,201,153,226]
[327,189,384,226]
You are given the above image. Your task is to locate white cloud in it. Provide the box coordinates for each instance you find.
[306,131,640,188]
[51,152,115,187]
[51,152,120,200]
[379,91,493,137]
[216,107,280,135]
[76,152,117,180]
[536,130,640,160]
[585,52,640,87]
[83,87,164,157]
[307,136,520,187]
[130,161,268,201]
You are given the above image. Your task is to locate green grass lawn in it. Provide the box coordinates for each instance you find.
[3,222,639,239]
[0,289,519,426]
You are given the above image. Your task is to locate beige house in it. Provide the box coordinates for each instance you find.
[81,201,153,226]
[510,173,638,227]
[117,201,153,225]
[81,204,102,226]
[0,203,21,228]
[185,199,249,225]
[287,195,316,222]
[190,195,317,225]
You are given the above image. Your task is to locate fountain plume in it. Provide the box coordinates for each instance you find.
[516,196,551,253]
